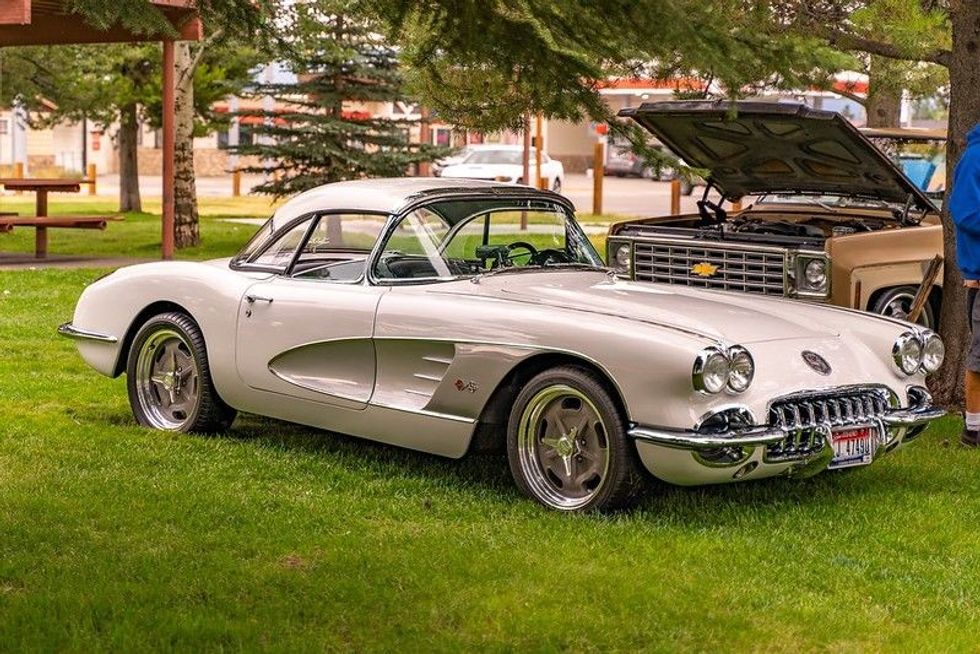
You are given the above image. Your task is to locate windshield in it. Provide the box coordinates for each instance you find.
[372,199,602,282]
[463,149,527,165]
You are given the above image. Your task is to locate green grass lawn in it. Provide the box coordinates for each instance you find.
[1,198,977,651]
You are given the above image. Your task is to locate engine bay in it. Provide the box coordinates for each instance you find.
[615,210,902,248]
[726,215,890,239]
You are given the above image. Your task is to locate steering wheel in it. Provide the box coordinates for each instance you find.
[505,241,538,265]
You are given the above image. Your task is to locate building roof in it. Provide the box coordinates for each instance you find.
[270,178,570,230]
[0,0,200,46]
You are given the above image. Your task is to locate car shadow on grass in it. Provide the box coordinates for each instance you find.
[217,412,932,525]
[95,405,958,526]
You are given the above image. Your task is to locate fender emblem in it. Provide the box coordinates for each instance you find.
[691,262,719,278]
[454,379,479,393]
[801,350,832,375]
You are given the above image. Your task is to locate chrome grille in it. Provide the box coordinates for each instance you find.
[632,239,787,296]
[765,388,892,462]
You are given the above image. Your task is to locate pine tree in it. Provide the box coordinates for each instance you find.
[236,1,445,197]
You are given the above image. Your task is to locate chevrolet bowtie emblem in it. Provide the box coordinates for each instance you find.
[691,262,719,278]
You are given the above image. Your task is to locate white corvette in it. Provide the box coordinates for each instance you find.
[60,178,944,511]
[439,145,565,193]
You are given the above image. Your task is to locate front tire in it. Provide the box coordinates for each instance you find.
[506,365,644,511]
[126,312,236,433]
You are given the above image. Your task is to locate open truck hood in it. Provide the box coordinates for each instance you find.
[619,100,935,211]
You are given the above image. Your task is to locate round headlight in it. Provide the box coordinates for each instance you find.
[694,348,730,394]
[613,243,632,272]
[892,331,923,375]
[727,346,755,392]
[804,259,827,287]
[921,332,945,373]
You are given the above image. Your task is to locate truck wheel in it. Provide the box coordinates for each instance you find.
[871,286,935,329]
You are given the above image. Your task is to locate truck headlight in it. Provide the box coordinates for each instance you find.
[609,241,632,275]
[892,331,923,376]
[793,254,830,298]
[921,331,945,373]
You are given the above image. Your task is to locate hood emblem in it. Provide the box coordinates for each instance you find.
[691,262,719,278]
[802,350,832,375]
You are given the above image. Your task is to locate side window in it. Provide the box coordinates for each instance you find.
[386,208,449,255]
[250,217,314,269]
[373,209,454,280]
[291,213,388,282]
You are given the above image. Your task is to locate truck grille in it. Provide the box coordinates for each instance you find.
[765,388,893,462]
[632,240,786,296]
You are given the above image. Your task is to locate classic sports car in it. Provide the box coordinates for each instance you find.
[60,178,945,512]
[608,102,945,328]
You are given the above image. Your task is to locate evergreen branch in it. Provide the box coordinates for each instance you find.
[820,27,951,67]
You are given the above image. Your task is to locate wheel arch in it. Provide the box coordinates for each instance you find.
[112,300,198,376]
[468,351,629,454]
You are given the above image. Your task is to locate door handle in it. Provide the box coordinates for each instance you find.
[245,295,274,304]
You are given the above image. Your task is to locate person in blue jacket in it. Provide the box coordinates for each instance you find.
[951,123,980,446]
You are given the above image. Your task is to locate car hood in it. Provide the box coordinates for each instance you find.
[619,100,934,211]
[435,271,849,345]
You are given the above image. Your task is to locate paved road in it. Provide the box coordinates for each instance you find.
[92,173,701,218]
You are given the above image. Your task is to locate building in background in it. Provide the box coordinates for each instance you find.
[0,72,943,179]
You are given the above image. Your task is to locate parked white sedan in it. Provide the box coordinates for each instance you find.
[440,145,565,193]
[60,179,944,512]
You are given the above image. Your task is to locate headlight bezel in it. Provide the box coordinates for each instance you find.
[921,331,945,374]
[791,253,831,299]
[693,347,731,395]
[892,331,924,376]
[608,240,633,276]
[692,345,755,395]
[727,346,755,393]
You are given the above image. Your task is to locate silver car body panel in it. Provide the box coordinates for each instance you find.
[62,179,942,483]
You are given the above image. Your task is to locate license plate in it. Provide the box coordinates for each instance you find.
[828,426,877,469]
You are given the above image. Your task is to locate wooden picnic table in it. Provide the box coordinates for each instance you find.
[0,178,115,259]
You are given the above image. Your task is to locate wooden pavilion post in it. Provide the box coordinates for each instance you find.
[161,39,176,260]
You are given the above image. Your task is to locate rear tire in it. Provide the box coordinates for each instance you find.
[126,312,236,434]
[506,365,644,512]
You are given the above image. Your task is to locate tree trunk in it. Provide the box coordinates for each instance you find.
[174,41,200,249]
[117,103,142,213]
[865,56,903,128]
[933,0,980,408]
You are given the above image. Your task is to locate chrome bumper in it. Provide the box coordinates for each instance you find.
[881,405,946,428]
[57,322,118,343]
[630,391,944,452]
[629,425,786,450]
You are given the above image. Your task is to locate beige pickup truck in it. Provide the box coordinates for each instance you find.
[607,101,945,328]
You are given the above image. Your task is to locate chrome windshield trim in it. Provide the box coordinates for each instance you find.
[57,322,118,343]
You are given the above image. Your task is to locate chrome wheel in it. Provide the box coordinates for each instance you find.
[875,288,934,329]
[134,328,201,430]
[516,384,611,510]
